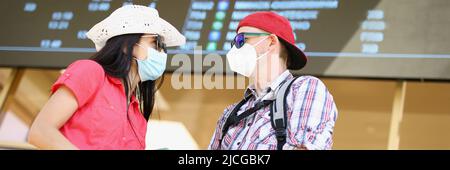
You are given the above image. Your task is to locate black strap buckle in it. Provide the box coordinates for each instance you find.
[275,128,286,139]
[275,128,286,150]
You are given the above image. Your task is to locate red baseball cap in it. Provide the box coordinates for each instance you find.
[237,11,307,70]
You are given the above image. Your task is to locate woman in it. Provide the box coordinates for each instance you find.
[28,5,185,150]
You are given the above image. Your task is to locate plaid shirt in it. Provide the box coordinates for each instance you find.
[208,71,338,150]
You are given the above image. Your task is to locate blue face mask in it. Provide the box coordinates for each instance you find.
[135,45,167,81]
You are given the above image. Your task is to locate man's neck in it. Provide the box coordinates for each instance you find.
[254,68,287,96]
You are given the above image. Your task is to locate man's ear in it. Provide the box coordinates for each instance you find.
[269,34,279,49]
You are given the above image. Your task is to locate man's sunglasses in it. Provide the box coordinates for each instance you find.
[231,32,270,49]
[142,34,167,53]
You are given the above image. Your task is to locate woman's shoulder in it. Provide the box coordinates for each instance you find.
[67,59,104,74]
[62,59,106,81]
[68,59,103,71]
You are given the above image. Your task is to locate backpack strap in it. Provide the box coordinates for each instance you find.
[270,77,299,150]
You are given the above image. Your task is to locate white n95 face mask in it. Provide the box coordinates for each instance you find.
[135,46,167,81]
[226,36,269,77]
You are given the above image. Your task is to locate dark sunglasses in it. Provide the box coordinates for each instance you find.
[142,34,167,53]
[231,32,271,49]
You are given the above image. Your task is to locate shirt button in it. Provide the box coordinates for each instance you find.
[122,137,126,141]
[65,73,70,76]
[236,142,241,145]
[247,123,252,126]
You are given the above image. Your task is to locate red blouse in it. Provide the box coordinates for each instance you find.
[51,60,147,150]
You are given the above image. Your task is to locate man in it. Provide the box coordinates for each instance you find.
[209,12,338,150]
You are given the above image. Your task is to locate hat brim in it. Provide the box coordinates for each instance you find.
[157,17,186,47]
[279,38,307,70]
[86,6,185,51]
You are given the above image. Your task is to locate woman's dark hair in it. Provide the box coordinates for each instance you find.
[90,33,163,121]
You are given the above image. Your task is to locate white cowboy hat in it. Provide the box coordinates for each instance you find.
[86,5,185,51]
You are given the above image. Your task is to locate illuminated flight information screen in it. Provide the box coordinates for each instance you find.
[1,0,450,80]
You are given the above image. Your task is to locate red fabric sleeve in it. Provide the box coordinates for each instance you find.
[51,60,105,108]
